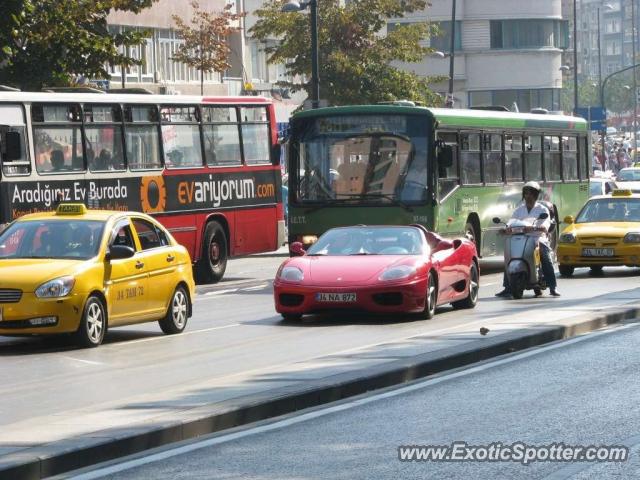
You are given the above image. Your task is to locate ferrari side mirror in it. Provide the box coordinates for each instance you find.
[290,241,306,256]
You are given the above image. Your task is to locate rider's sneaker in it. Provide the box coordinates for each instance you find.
[495,289,512,298]
[534,288,543,297]
[549,289,561,297]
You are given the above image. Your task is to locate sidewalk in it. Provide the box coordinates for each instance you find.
[2,293,640,479]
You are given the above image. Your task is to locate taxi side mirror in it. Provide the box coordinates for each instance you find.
[106,245,135,261]
[563,215,574,224]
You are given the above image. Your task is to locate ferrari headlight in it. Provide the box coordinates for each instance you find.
[35,276,75,298]
[379,265,417,281]
[623,232,640,243]
[559,233,576,243]
[279,266,304,282]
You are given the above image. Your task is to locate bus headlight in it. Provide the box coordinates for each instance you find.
[301,235,318,245]
[559,233,576,243]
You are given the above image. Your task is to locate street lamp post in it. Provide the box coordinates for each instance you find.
[572,0,579,113]
[601,63,640,165]
[445,0,456,108]
[597,4,614,162]
[632,0,637,151]
[282,0,320,109]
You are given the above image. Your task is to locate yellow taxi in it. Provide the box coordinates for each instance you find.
[558,189,640,276]
[0,204,195,347]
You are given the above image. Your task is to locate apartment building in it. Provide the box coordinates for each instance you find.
[391,0,567,111]
[105,0,298,121]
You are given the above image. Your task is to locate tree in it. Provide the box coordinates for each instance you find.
[250,0,443,106]
[172,1,244,95]
[0,0,157,91]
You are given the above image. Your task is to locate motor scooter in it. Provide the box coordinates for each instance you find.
[493,212,549,299]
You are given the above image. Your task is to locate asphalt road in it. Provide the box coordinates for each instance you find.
[72,321,640,480]
[0,255,639,469]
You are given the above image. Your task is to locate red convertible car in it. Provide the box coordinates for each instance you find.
[274,225,479,321]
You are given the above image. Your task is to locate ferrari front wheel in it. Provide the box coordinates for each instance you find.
[422,272,437,319]
[452,262,479,309]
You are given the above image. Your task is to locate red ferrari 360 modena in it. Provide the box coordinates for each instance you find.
[273,225,479,321]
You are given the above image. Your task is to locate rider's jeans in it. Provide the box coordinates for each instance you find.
[539,243,557,290]
[502,242,557,290]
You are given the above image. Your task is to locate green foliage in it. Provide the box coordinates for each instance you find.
[172,1,244,95]
[250,0,443,106]
[0,0,157,91]
[562,73,637,114]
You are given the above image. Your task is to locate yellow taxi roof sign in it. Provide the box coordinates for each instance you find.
[611,189,633,197]
[56,203,87,215]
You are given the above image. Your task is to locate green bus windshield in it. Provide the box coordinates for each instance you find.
[291,114,430,205]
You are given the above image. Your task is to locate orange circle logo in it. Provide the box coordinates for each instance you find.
[140,175,166,213]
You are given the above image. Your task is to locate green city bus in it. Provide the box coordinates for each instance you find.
[286,104,590,258]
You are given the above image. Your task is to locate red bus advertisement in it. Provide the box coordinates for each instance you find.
[0,92,285,282]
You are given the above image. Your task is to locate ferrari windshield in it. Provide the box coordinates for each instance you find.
[307,226,424,256]
[291,114,429,204]
[575,198,640,223]
[0,219,105,260]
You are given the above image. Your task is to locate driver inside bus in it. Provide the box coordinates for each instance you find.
[495,181,560,298]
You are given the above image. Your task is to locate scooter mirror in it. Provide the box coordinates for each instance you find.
[492,217,502,224]
[538,212,548,220]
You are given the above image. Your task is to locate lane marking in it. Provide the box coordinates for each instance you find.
[60,357,105,366]
[241,284,269,291]
[202,289,239,296]
[70,323,637,479]
[109,323,242,347]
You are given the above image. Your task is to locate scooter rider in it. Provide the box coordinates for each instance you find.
[495,181,560,297]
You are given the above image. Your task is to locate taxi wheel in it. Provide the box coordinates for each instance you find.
[76,295,106,348]
[197,221,228,284]
[559,265,574,277]
[589,266,604,276]
[422,272,437,319]
[159,285,189,335]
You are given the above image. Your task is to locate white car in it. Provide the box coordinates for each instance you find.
[614,168,640,193]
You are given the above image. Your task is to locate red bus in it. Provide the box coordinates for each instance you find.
[0,91,285,282]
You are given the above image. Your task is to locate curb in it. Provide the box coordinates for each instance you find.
[3,306,639,479]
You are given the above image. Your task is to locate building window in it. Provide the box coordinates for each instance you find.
[429,21,462,52]
[469,89,561,112]
[490,20,568,49]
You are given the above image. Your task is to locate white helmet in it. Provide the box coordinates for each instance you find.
[523,181,541,195]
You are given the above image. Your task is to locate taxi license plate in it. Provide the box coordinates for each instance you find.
[316,292,357,302]
[582,248,614,257]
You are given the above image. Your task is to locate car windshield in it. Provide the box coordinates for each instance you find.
[307,226,424,256]
[576,198,640,223]
[617,169,640,181]
[0,219,105,260]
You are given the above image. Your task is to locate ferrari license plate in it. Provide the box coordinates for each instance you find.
[316,292,357,303]
[582,248,614,257]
